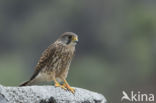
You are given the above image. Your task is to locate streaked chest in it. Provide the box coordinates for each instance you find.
[48,44,75,71]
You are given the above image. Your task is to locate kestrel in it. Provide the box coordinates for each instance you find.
[19,32,78,93]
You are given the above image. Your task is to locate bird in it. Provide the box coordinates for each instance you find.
[19,32,78,93]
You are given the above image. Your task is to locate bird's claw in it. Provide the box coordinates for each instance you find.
[62,83,75,93]
[68,87,75,94]
[55,83,67,90]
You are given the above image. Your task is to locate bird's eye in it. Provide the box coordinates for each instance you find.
[68,36,72,39]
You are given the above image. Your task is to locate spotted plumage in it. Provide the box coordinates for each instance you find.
[19,32,78,93]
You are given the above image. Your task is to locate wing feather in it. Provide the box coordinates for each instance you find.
[29,43,57,80]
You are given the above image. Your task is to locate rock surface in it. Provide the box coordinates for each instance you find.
[0,85,107,103]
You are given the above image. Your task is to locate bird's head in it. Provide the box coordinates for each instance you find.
[58,32,78,46]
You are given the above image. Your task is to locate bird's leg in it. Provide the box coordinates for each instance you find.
[61,78,75,93]
[53,77,66,90]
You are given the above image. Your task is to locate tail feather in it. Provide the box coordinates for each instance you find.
[19,80,32,86]
[19,69,41,86]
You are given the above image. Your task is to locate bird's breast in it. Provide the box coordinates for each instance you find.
[48,45,75,77]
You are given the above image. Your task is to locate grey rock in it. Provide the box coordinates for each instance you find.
[0,85,107,103]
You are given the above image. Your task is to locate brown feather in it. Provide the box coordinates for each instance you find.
[19,32,77,87]
[29,43,57,81]
[19,80,31,86]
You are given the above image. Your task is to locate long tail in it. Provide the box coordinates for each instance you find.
[19,70,40,86]
[19,80,33,86]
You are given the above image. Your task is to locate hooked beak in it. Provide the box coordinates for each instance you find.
[72,36,78,43]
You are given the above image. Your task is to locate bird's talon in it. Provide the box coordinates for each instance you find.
[55,83,60,87]
[55,83,67,90]
[60,85,67,90]
[62,83,75,93]
[68,87,75,94]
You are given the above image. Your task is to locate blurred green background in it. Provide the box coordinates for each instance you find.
[0,0,156,102]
